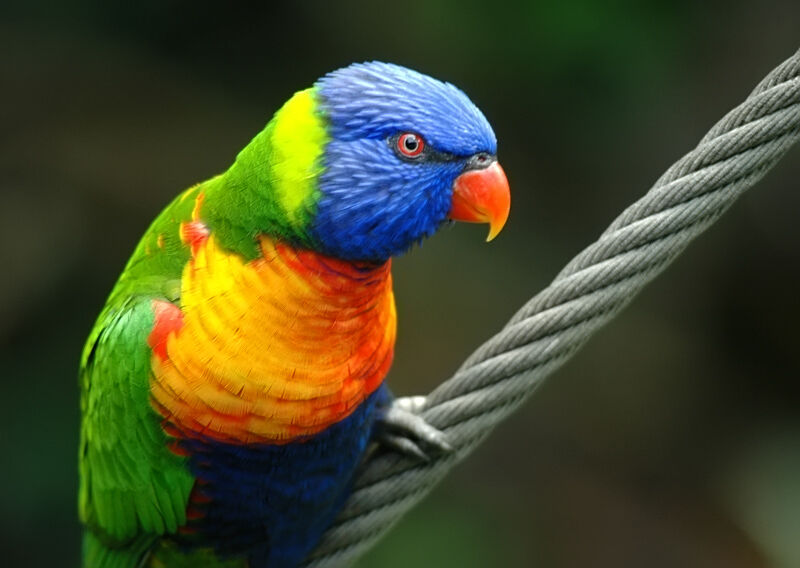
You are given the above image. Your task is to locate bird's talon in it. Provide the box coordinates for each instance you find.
[375,396,451,458]
[393,395,427,414]
[379,434,430,462]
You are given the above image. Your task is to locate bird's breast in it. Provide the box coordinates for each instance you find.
[149,232,396,445]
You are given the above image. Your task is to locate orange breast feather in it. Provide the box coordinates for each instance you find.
[150,232,396,445]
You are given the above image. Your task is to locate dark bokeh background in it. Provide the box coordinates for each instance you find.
[2,2,800,567]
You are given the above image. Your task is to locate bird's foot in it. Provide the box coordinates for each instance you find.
[375,396,452,461]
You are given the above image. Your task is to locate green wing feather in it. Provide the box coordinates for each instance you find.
[83,530,156,568]
[78,182,204,549]
[78,170,269,566]
[79,297,195,566]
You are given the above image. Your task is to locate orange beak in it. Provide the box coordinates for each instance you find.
[449,161,511,241]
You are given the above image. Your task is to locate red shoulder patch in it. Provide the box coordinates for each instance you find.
[179,220,209,254]
[179,192,209,255]
[148,300,184,360]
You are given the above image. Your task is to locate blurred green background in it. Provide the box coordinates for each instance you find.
[2,1,800,566]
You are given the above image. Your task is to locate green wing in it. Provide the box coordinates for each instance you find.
[79,296,195,566]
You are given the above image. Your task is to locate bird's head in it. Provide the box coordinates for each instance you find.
[222,62,510,262]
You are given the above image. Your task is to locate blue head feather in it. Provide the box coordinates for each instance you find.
[310,62,497,262]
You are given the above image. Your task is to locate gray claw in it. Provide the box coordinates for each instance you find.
[376,396,452,459]
[379,433,431,462]
[392,395,427,414]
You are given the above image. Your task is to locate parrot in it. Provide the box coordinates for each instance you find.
[79,61,511,568]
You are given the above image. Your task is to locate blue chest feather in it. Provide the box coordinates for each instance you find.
[177,387,386,568]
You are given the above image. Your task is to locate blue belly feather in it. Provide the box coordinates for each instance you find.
[177,386,387,567]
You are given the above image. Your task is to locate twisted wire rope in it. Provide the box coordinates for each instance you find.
[304,48,800,567]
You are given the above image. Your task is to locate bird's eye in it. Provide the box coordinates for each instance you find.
[396,133,425,158]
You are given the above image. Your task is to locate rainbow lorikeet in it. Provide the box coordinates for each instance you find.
[79,62,511,568]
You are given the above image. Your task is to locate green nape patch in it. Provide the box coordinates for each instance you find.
[204,88,328,260]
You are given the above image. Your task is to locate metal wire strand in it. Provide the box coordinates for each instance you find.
[303,48,800,568]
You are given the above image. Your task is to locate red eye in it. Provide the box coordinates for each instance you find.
[397,133,425,158]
